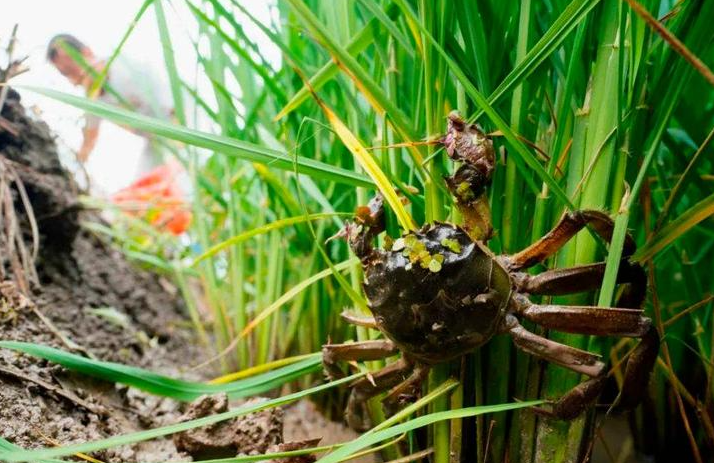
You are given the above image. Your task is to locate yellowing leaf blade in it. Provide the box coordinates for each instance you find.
[323,106,417,231]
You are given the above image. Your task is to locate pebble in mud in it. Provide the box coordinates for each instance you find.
[173,394,283,460]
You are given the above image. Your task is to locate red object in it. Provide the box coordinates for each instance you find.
[112,162,192,235]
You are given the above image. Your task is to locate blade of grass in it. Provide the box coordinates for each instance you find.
[391,0,602,124]
[599,0,714,310]
[656,125,714,229]
[191,212,350,265]
[320,103,416,231]
[624,0,714,88]
[0,341,321,401]
[315,401,543,463]
[0,438,64,463]
[240,258,361,338]
[597,56,691,305]
[391,0,574,209]
[285,0,424,160]
[355,0,413,57]
[272,14,377,121]
[19,85,373,188]
[186,2,287,103]
[634,192,714,262]
[209,352,319,384]
[154,0,185,124]
[88,0,154,98]
[471,0,601,121]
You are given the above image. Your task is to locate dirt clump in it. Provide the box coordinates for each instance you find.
[283,400,377,463]
[174,394,283,459]
[174,394,332,463]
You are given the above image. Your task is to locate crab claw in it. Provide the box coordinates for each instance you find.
[338,194,387,260]
[442,113,459,158]
[442,111,495,174]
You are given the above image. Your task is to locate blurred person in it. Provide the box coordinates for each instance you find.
[47,34,190,235]
[46,33,173,172]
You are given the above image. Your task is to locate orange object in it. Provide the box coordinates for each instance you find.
[112,162,192,235]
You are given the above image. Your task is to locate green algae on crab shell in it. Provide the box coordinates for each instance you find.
[440,238,462,253]
[387,226,467,273]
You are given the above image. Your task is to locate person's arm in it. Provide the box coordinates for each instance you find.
[77,118,100,163]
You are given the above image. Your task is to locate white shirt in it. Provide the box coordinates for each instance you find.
[82,56,174,193]
[85,56,173,136]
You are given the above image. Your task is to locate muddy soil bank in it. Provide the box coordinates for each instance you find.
[0,87,207,461]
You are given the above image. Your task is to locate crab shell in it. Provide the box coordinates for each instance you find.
[362,223,512,364]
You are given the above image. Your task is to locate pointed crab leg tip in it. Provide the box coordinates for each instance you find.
[326,226,349,244]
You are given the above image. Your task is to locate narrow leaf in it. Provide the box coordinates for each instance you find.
[191,212,349,265]
[0,341,321,402]
[315,401,543,463]
[635,192,714,262]
[19,85,373,188]
[322,105,417,231]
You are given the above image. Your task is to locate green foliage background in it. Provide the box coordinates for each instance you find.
[18,0,714,462]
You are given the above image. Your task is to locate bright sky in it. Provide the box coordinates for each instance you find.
[1,1,277,194]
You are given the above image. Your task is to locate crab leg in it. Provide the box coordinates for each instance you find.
[445,163,493,240]
[512,294,652,337]
[513,260,646,308]
[534,325,659,420]
[536,376,610,420]
[612,324,660,410]
[340,311,378,329]
[322,340,398,380]
[508,210,636,270]
[503,315,605,378]
[384,364,430,404]
[347,194,386,260]
[506,315,609,419]
[511,299,660,417]
[345,357,415,430]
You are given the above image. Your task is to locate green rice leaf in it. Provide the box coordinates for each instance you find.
[18,85,373,188]
[0,341,321,402]
[391,0,574,208]
[0,438,64,463]
[191,212,349,265]
[273,18,375,120]
[315,400,543,463]
[634,192,714,262]
[285,0,422,149]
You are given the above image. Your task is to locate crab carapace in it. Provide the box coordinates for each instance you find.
[323,112,660,429]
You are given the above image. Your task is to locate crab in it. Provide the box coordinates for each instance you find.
[323,113,660,429]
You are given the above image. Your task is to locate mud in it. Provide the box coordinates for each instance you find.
[174,394,283,459]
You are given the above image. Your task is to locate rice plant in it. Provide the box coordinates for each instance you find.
[23,0,714,461]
